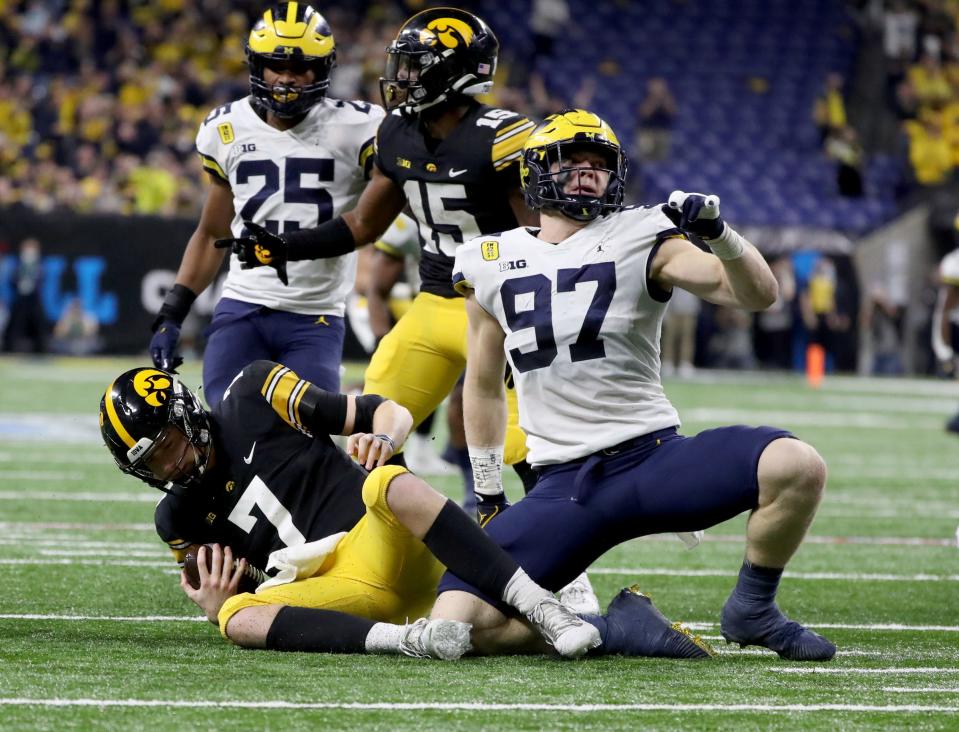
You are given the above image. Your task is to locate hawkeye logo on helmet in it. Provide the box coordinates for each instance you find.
[133,370,172,408]
[419,17,474,49]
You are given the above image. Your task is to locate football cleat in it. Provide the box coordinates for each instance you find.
[526,596,601,658]
[720,595,836,661]
[399,618,472,660]
[586,585,714,659]
[557,572,601,616]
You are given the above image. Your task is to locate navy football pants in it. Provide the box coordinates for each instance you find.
[202,297,344,407]
[437,425,792,610]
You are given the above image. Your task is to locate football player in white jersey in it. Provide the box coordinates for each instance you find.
[933,246,959,433]
[149,2,384,406]
[431,109,836,662]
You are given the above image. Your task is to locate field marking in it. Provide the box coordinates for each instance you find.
[0,491,155,502]
[771,667,959,675]
[683,408,942,430]
[688,622,959,633]
[0,614,204,622]
[0,523,950,547]
[0,698,955,713]
[884,687,959,693]
[590,567,959,582]
[0,613,954,634]
[0,558,169,568]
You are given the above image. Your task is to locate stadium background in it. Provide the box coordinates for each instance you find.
[3,0,959,375]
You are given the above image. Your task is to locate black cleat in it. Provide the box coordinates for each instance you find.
[590,585,713,659]
[720,595,836,661]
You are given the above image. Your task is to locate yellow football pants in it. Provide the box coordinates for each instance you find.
[217,465,444,637]
[363,291,528,465]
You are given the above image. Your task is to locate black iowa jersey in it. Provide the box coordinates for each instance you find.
[154,360,367,571]
[374,102,536,297]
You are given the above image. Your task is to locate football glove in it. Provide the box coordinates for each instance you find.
[214,221,289,285]
[663,190,725,240]
[475,492,510,528]
[149,319,183,372]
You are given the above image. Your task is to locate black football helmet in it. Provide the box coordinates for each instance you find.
[380,7,498,113]
[247,2,336,118]
[99,368,212,494]
[520,109,628,222]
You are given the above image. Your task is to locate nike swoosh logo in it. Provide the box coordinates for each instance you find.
[243,442,256,465]
[449,168,468,177]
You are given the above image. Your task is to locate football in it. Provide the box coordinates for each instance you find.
[183,544,265,593]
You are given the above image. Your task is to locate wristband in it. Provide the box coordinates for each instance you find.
[284,216,356,260]
[705,223,746,261]
[467,445,504,497]
[373,434,395,452]
[152,284,197,331]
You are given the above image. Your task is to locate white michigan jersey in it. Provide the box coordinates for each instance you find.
[452,205,685,465]
[196,96,385,315]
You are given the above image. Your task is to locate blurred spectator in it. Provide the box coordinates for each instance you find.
[50,297,102,356]
[529,0,570,59]
[661,287,699,377]
[635,77,677,163]
[824,125,865,197]
[755,256,797,370]
[812,72,847,143]
[2,238,46,353]
[800,256,852,370]
[709,307,757,370]
[904,109,954,185]
[861,242,908,375]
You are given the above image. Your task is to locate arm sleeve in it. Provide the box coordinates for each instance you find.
[250,360,349,436]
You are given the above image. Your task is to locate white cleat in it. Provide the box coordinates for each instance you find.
[558,572,601,616]
[526,596,601,658]
[399,618,472,660]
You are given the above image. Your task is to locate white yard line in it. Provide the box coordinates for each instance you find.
[770,667,959,674]
[589,568,959,582]
[0,698,954,713]
[0,491,155,502]
[884,687,959,693]
[0,614,204,622]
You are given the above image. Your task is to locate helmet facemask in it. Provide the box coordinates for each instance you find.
[248,52,335,118]
[524,139,628,222]
[101,372,213,496]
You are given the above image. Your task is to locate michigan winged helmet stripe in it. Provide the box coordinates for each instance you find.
[260,364,311,434]
[248,1,335,58]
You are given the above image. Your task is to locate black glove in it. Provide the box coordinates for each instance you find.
[475,492,511,528]
[214,221,289,285]
[149,319,183,372]
[662,190,725,240]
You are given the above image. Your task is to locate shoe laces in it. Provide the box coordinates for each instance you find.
[398,618,431,659]
[528,596,582,645]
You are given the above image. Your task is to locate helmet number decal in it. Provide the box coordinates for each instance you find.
[500,262,617,373]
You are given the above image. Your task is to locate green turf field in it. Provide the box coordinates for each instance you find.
[0,355,956,730]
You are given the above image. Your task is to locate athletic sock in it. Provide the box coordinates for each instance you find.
[422,499,520,600]
[265,606,376,653]
[364,622,407,654]
[731,560,784,604]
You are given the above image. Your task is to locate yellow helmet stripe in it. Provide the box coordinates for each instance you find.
[492,120,535,165]
[103,380,136,448]
[287,2,298,25]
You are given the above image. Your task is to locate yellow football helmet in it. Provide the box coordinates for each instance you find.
[520,109,628,222]
[247,2,336,118]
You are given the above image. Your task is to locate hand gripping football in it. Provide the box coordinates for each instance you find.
[183,544,266,593]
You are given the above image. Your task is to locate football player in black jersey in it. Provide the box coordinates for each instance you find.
[99,363,599,659]
[215,9,540,509]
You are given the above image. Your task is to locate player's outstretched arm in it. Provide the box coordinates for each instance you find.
[654,191,778,311]
[218,166,407,274]
[149,179,233,371]
[463,293,509,500]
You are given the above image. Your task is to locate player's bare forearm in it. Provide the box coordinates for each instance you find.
[371,399,413,451]
[174,178,233,294]
[716,242,779,311]
[464,294,509,449]
[367,251,405,340]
